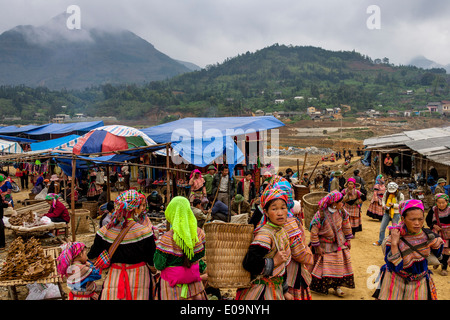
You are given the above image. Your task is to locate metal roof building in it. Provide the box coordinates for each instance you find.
[364,126,450,166]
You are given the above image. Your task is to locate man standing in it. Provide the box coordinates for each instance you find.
[236,171,256,204]
[212,166,234,207]
[203,165,217,199]
[434,178,447,195]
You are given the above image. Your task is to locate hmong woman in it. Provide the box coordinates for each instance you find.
[88,190,156,300]
[308,191,355,297]
[188,169,206,204]
[367,174,386,221]
[426,193,450,276]
[236,187,292,300]
[154,196,207,300]
[284,214,314,300]
[341,177,364,235]
[57,242,102,300]
[373,199,444,300]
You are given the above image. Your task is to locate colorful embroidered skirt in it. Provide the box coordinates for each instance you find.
[101,262,153,300]
[373,269,437,300]
[156,277,206,300]
[309,249,355,294]
[366,201,384,220]
[344,203,362,233]
[235,276,285,300]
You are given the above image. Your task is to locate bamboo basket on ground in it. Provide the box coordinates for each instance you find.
[82,201,99,218]
[204,222,254,289]
[73,209,92,234]
[302,192,328,230]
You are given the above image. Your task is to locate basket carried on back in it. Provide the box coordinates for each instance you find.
[204,222,254,289]
[292,184,310,201]
[302,192,328,230]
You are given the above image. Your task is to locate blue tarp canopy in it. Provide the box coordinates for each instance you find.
[0,124,48,135]
[26,121,104,137]
[0,135,37,143]
[140,116,285,171]
[30,134,80,151]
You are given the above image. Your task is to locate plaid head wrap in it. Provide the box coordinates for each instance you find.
[434,193,449,206]
[255,186,289,233]
[399,199,424,216]
[56,242,86,277]
[375,174,384,185]
[318,190,344,210]
[164,196,199,260]
[108,189,147,229]
[45,193,60,208]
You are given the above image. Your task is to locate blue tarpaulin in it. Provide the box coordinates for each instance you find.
[0,124,48,135]
[26,121,104,137]
[0,135,37,143]
[30,134,80,151]
[140,116,285,172]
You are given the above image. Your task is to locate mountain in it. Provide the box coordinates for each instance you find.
[176,60,202,71]
[0,44,449,122]
[408,55,450,73]
[0,13,192,90]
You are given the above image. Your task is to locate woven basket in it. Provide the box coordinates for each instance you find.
[292,184,310,201]
[204,222,254,289]
[302,192,328,230]
[82,201,99,218]
[73,209,91,234]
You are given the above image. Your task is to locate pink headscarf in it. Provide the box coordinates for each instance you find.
[56,242,86,277]
[189,169,202,179]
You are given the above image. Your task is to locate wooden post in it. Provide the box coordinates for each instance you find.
[70,156,76,242]
[378,151,383,176]
[297,159,300,179]
[106,165,111,202]
[166,144,171,206]
[447,166,450,184]
[300,152,308,179]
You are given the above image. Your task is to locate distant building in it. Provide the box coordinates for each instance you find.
[274,99,285,104]
[427,102,441,113]
[306,107,316,115]
[254,110,265,116]
[439,101,450,115]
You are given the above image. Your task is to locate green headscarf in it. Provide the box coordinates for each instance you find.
[164,196,199,259]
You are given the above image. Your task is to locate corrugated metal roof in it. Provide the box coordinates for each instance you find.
[364,126,450,166]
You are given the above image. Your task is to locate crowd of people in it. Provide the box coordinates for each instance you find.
[48,161,447,301]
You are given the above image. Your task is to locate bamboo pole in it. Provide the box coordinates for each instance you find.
[300,152,308,179]
[70,155,76,242]
[106,165,111,202]
[166,144,171,206]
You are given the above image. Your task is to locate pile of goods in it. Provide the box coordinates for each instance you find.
[0,237,54,282]
[8,210,37,227]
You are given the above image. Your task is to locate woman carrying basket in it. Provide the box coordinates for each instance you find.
[88,190,156,300]
[153,196,207,300]
[426,193,450,276]
[308,191,355,297]
[236,187,292,300]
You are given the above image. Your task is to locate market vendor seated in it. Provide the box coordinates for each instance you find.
[147,190,164,212]
[230,194,251,216]
[43,193,70,224]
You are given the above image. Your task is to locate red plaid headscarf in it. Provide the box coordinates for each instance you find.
[56,242,86,277]
[255,186,289,233]
[108,189,147,228]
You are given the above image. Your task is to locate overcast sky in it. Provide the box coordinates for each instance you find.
[0,0,449,68]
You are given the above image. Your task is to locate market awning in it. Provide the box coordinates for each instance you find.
[0,139,24,154]
[140,116,284,169]
[29,134,81,151]
[25,121,104,138]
